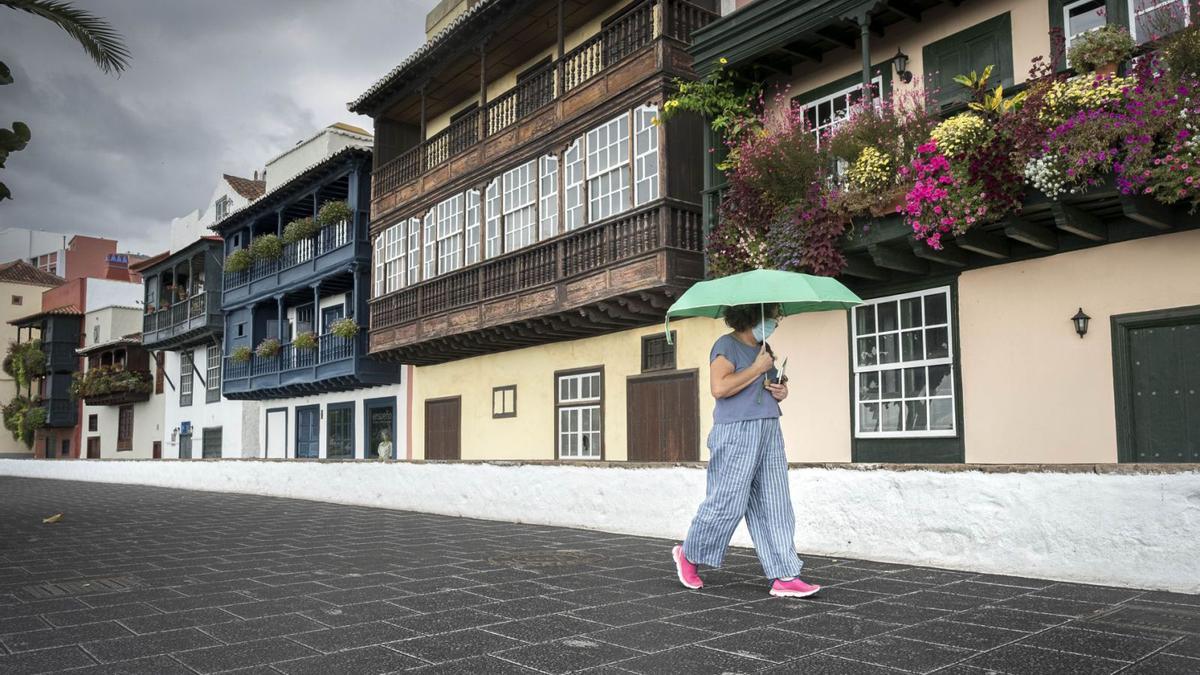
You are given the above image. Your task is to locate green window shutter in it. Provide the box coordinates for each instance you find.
[923,13,1014,108]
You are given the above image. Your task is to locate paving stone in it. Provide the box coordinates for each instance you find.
[1122,653,1200,673]
[497,636,642,673]
[306,585,408,606]
[58,654,196,674]
[996,595,1111,618]
[1019,625,1171,662]
[595,566,668,582]
[901,590,995,612]
[408,654,542,673]
[638,590,737,613]
[483,614,606,642]
[0,646,97,674]
[825,635,971,673]
[172,637,319,673]
[953,607,1070,632]
[759,653,909,673]
[301,599,418,627]
[1,621,132,653]
[842,576,932,595]
[392,589,493,613]
[569,600,680,627]
[1032,583,1144,605]
[839,600,954,625]
[240,582,339,601]
[290,621,416,653]
[967,574,1056,589]
[547,585,651,606]
[883,568,977,586]
[149,592,254,613]
[482,595,581,619]
[664,607,781,633]
[940,580,1034,600]
[730,597,830,621]
[894,619,1027,651]
[270,645,425,674]
[392,607,507,635]
[1139,591,1200,607]
[470,580,565,601]
[1164,636,1200,658]
[700,626,840,663]
[0,615,50,635]
[586,619,719,653]
[79,588,188,608]
[82,628,221,663]
[0,598,88,619]
[776,613,899,641]
[389,628,525,663]
[43,603,162,628]
[962,644,1127,674]
[198,613,326,643]
[805,586,892,607]
[118,607,238,634]
[224,596,334,620]
[613,644,769,674]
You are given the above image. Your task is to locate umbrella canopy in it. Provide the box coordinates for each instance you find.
[666,270,862,322]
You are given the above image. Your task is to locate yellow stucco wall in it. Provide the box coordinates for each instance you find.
[959,228,1200,463]
[412,318,727,461]
[0,280,45,457]
[770,310,854,462]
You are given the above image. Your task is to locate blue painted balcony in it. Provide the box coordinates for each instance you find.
[222,331,395,399]
[140,238,225,350]
[221,219,369,308]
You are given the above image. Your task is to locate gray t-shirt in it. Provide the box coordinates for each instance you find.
[710,334,781,424]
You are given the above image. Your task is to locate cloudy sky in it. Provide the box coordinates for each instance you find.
[0,0,427,255]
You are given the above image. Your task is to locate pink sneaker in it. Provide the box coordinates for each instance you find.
[769,578,821,598]
[672,544,703,589]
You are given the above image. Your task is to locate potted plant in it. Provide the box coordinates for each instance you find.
[1068,25,1135,76]
[225,248,252,272]
[330,317,360,340]
[293,331,318,351]
[282,217,319,244]
[231,345,253,363]
[250,234,283,261]
[254,338,281,358]
[316,200,353,227]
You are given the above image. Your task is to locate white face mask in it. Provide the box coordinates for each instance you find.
[752,317,778,343]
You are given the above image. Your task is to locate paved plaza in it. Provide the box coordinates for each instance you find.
[0,477,1198,674]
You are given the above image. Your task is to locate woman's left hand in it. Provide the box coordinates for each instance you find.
[767,382,788,402]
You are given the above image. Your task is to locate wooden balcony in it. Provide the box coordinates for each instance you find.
[142,290,222,350]
[222,220,368,309]
[371,0,716,219]
[222,332,397,400]
[369,199,704,365]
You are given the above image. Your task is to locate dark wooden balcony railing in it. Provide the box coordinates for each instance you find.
[373,0,717,199]
[224,220,355,291]
[370,199,704,332]
[143,290,217,335]
[224,332,362,386]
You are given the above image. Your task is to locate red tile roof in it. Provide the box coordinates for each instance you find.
[129,250,169,272]
[0,260,65,287]
[224,174,266,201]
[9,304,82,326]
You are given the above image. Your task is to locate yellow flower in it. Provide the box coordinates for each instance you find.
[719,57,728,65]
[930,114,989,158]
[650,116,659,126]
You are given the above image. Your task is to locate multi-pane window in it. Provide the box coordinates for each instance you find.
[206,346,221,403]
[1128,0,1190,44]
[180,350,194,407]
[1064,0,1107,52]
[465,189,481,266]
[373,232,385,296]
[374,221,405,296]
[214,196,232,221]
[634,105,659,206]
[641,332,676,372]
[800,77,882,147]
[563,138,584,231]
[852,287,955,437]
[436,194,464,275]
[485,178,502,258]
[407,217,421,285]
[586,114,631,222]
[202,427,222,458]
[327,403,354,459]
[423,211,436,280]
[556,370,602,459]
[539,155,558,241]
[502,161,537,251]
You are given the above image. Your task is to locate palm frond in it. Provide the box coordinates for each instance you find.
[2,0,129,74]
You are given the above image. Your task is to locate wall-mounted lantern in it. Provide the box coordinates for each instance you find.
[1072,308,1091,338]
[894,48,913,84]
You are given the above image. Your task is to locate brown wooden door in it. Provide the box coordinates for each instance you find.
[86,437,100,459]
[627,371,699,462]
[152,441,162,459]
[425,397,461,460]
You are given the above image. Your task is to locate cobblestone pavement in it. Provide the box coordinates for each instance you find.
[1,478,1198,674]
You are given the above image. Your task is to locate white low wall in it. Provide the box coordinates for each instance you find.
[2,459,1197,593]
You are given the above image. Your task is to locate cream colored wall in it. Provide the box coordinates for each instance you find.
[778,0,1048,110]
[0,281,40,456]
[960,228,1200,464]
[771,310,853,462]
[413,318,727,461]
[425,0,637,136]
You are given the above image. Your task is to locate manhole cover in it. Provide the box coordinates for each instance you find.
[489,550,605,568]
[23,577,137,599]
[1084,603,1200,636]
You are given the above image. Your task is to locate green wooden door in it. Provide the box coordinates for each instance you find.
[1115,308,1200,462]
[923,13,1014,109]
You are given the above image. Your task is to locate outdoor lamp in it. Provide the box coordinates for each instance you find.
[1072,308,1091,338]
[893,48,913,84]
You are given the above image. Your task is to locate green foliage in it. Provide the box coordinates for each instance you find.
[315,200,353,227]
[330,317,360,340]
[953,65,1026,118]
[231,345,253,363]
[292,331,318,350]
[282,217,319,244]
[2,395,44,448]
[660,60,761,168]
[254,338,280,358]
[249,234,283,261]
[69,365,152,400]
[1067,25,1135,72]
[4,340,45,395]
[225,248,252,272]
[1163,24,1200,81]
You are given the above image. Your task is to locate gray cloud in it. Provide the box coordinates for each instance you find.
[0,0,426,255]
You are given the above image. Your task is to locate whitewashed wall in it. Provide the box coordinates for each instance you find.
[1,460,1194,593]
[161,347,259,458]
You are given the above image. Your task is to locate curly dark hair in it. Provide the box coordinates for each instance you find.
[723,304,780,332]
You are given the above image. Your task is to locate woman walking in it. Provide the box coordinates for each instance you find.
[672,304,821,598]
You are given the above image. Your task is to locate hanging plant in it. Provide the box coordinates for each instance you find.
[1067,25,1135,74]
[282,217,320,244]
[3,396,45,448]
[225,248,252,272]
[70,366,152,400]
[231,345,253,363]
[254,338,281,358]
[250,234,283,261]
[316,200,353,227]
[329,318,360,340]
[293,331,318,351]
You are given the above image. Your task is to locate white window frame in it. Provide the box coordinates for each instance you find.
[502,160,537,252]
[385,221,405,293]
[556,370,602,460]
[1128,0,1190,44]
[634,105,660,206]
[423,210,436,279]
[563,138,585,231]
[436,194,464,275]
[801,76,883,148]
[586,113,631,223]
[465,189,481,266]
[852,286,956,439]
[485,178,502,258]
[539,155,559,241]
[1064,0,1108,52]
[407,217,421,285]
[373,232,386,296]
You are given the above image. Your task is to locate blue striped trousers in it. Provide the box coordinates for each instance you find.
[682,417,803,581]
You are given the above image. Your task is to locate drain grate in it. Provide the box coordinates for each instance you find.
[489,550,606,569]
[1084,602,1200,636]
[22,577,137,599]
